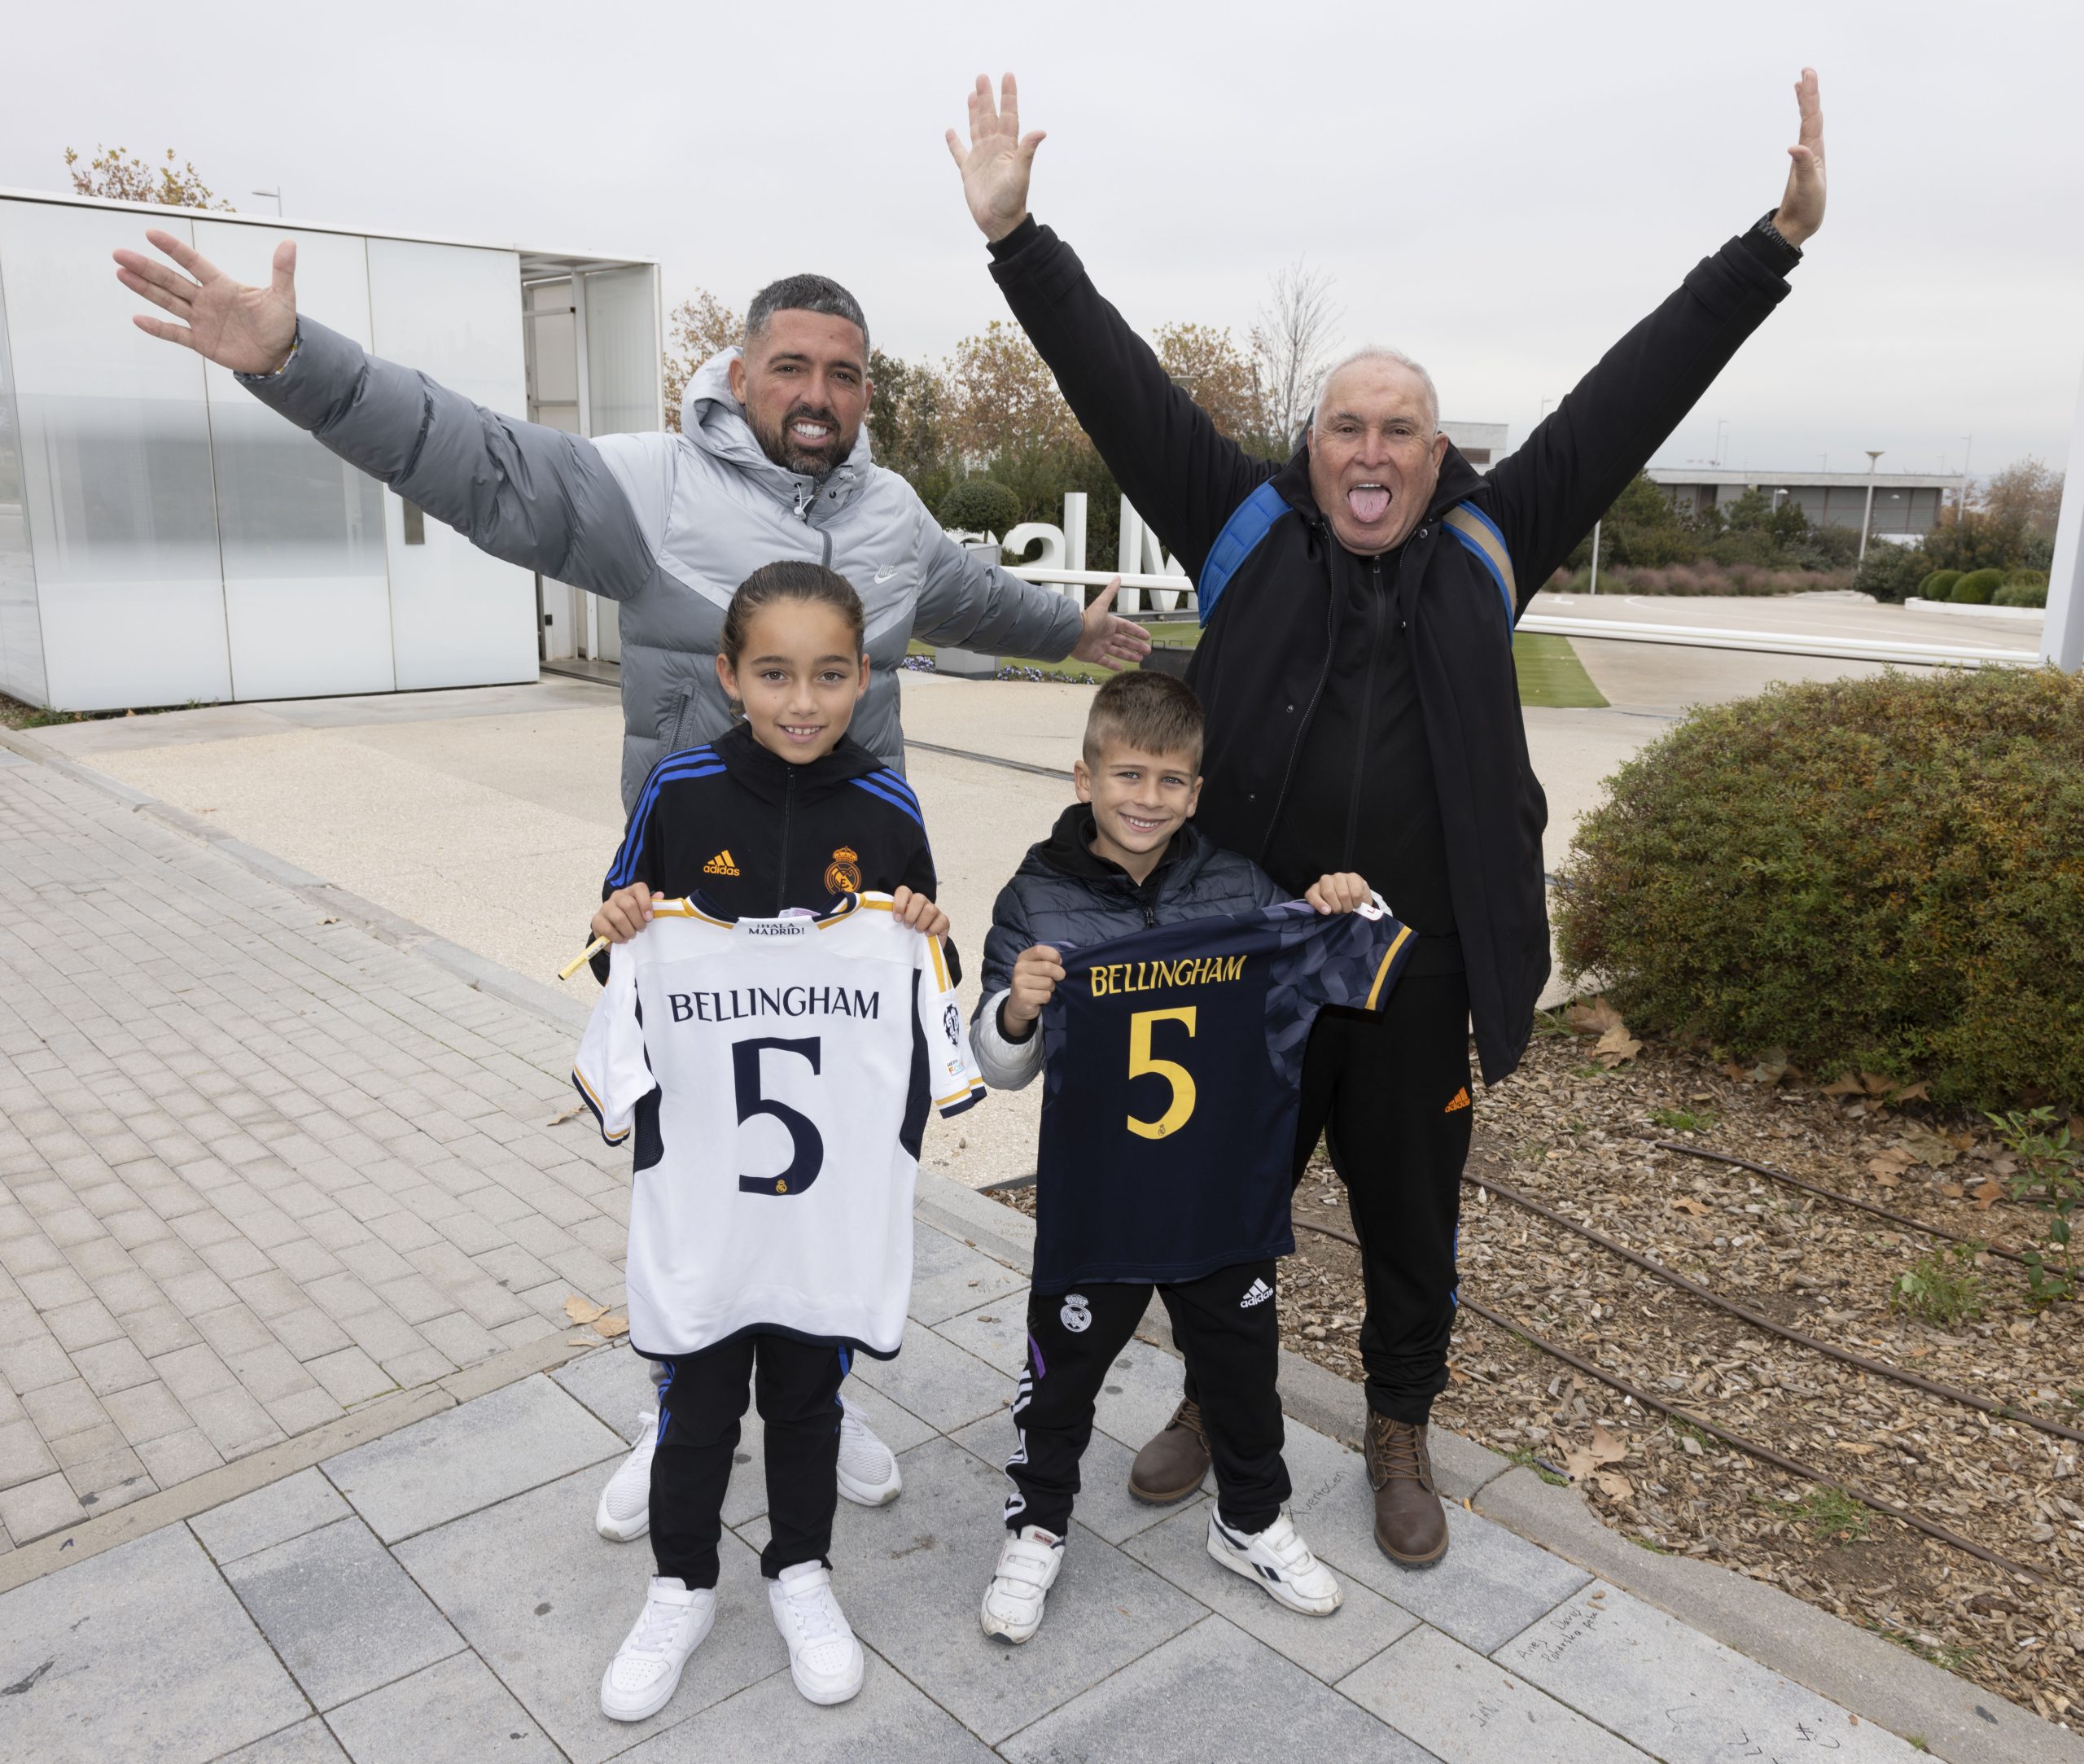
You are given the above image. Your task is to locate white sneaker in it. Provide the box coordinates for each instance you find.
[768,1561,865,1705]
[836,1394,902,1507]
[980,1525,1064,1644]
[1206,1509,1344,1616]
[599,1576,715,1722]
[596,1407,658,1542]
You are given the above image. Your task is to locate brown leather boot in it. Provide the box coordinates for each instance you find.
[1365,1415,1449,1566]
[1127,1399,1212,1503]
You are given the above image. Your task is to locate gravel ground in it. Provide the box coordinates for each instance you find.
[990,1023,2084,1727]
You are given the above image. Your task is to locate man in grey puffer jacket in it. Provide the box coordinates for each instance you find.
[112,234,1149,810]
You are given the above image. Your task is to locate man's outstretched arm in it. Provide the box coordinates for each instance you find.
[946,73,1272,578]
[114,230,655,598]
[1484,70,1828,602]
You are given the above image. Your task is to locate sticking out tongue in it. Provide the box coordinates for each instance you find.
[1348,485,1390,523]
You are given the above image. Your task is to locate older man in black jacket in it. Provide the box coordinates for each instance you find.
[948,70,1828,1566]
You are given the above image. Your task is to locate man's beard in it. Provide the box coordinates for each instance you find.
[755,401,847,481]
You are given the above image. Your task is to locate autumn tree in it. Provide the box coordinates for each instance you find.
[65,145,232,210]
[945,320,1084,464]
[1153,322,1278,455]
[661,290,742,432]
[1979,456,2064,536]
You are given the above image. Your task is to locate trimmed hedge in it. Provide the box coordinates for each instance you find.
[1951,567,2007,604]
[1553,668,2084,1110]
[1994,578,2048,608]
[1918,569,1963,602]
[939,477,1022,539]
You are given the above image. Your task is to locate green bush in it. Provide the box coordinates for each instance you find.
[1918,569,1963,602]
[1994,578,2048,609]
[1553,668,2084,1111]
[938,477,1023,538]
[1951,567,2007,604]
[1852,542,1929,604]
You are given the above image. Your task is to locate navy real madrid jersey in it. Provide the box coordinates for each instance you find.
[1032,903,1412,1290]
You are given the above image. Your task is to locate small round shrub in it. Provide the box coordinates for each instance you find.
[1994,578,2048,609]
[1951,567,2007,604]
[1553,668,2084,1110]
[1918,569,1963,602]
[939,477,1022,539]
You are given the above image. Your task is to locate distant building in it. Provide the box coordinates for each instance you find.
[1443,420,1507,466]
[1645,467,1957,538]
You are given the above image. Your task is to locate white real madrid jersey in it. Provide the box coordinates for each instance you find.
[573,895,984,1359]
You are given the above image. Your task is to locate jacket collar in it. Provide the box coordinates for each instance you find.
[716,720,881,806]
[1028,802,1212,891]
[683,348,872,523]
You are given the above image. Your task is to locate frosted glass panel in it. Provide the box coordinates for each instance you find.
[194,221,394,699]
[0,247,44,705]
[366,237,536,692]
[0,204,230,711]
[582,265,659,436]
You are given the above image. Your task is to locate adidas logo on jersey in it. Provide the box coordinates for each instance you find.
[703,850,741,877]
[1239,1278,1273,1309]
[1443,1086,1471,1114]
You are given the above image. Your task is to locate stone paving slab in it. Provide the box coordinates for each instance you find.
[0,1522,309,1764]
[222,1513,463,1710]
[1496,1582,1924,1762]
[323,1650,565,1764]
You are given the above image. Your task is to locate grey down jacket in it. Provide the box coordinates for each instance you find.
[243,320,1084,811]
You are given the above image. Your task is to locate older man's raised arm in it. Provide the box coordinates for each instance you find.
[947,75,1272,579]
[114,230,657,598]
[1482,71,1827,607]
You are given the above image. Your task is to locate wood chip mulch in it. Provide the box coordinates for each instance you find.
[987,1025,2083,1728]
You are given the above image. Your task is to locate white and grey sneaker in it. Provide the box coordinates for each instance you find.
[1206,1508,1344,1616]
[768,1561,865,1705]
[596,1407,658,1542]
[836,1394,902,1507]
[599,1576,715,1722]
[980,1524,1065,1644]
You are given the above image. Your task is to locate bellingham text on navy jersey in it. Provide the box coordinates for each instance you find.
[1087,952,1250,997]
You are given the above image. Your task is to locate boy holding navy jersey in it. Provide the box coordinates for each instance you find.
[968,671,1389,1640]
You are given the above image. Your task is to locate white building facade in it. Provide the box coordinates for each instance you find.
[0,189,659,713]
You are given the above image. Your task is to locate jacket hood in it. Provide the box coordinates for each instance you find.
[1273,440,1488,532]
[1023,802,1215,890]
[684,347,873,518]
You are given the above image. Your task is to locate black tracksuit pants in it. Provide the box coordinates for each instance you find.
[649,1333,846,1588]
[1184,973,1474,1427]
[1006,1260,1289,1538]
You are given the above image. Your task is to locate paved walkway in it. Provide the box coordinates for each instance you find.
[0,1192,1950,1764]
[0,746,630,1548]
[2,714,2073,1762]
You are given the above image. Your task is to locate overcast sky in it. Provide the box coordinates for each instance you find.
[6,0,2079,480]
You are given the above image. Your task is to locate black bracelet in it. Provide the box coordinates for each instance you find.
[1749,211,1803,270]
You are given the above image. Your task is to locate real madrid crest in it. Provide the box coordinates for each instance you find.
[825,845,863,895]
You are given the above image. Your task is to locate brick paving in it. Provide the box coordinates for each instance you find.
[0,748,630,1550]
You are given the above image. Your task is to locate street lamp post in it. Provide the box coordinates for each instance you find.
[252,188,283,216]
[1958,434,1973,521]
[1858,449,1885,562]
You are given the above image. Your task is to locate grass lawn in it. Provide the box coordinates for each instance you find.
[913,628,1608,710]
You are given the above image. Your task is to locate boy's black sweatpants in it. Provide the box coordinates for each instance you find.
[1005,1260,1288,1538]
[649,1333,845,1589]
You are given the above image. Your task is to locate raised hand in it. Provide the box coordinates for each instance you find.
[1773,68,1826,246]
[112,229,300,374]
[944,72,1045,243]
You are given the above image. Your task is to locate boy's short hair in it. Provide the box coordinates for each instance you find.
[1082,670,1204,769]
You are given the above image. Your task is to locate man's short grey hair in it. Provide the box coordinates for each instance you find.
[1311,347,1440,435]
[745,274,870,357]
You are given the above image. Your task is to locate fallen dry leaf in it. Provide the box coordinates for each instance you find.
[1745,1051,1790,1086]
[566,1333,595,1346]
[1593,1024,1643,1066]
[1821,1073,1867,1096]
[1565,996,1626,1036]
[1670,1197,1710,1216]
[1892,1080,1932,1103]
[1860,1071,1896,1096]
[563,1294,607,1326]
[1595,1469,1635,1500]
[595,1315,630,1338]
[548,1104,584,1127]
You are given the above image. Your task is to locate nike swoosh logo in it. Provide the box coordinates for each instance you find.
[873,566,898,584]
